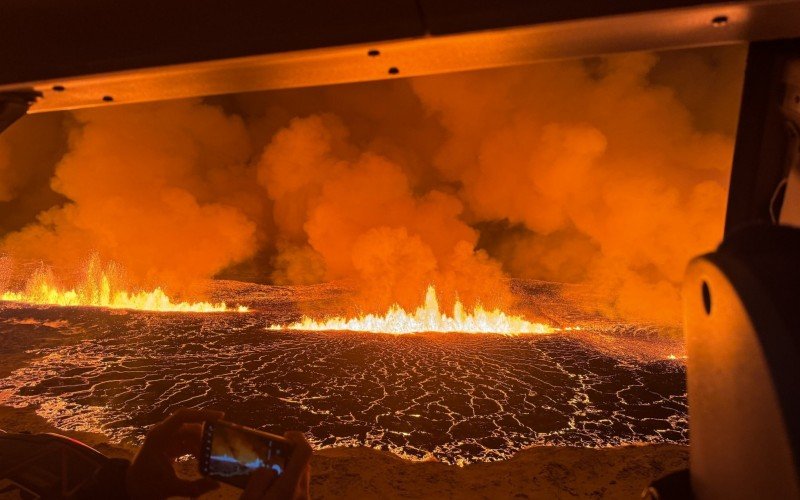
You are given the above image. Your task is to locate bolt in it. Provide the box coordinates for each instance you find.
[711,15,728,27]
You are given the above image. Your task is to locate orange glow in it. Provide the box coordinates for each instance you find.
[1,259,247,313]
[269,285,557,334]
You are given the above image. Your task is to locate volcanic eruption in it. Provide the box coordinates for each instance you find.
[269,285,558,334]
[1,255,247,313]
[0,47,740,329]
[0,45,743,468]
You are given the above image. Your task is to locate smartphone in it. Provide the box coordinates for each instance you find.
[199,420,294,489]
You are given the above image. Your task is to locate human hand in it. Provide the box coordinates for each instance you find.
[240,431,312,500]
[126,408,224,499]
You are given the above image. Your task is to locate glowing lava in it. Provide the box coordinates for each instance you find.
[269,285,554,334]
[1,261,247,313]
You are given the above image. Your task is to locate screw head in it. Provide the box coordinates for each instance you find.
[711,15,728,27]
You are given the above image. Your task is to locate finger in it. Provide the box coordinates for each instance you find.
[162,408,225,433]
[169,422,205,457]
[266,432,312,500]
[241,468,277,500]
[284,432,313,469]
[168,476,219,498]
[159,422,208,459]
[146,408,224,445]
[294,465,311,500]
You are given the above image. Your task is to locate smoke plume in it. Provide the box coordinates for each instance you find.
[0,46,745,323]
[256,114,510,312]
[1,101,261,296]
[412,50,741,323]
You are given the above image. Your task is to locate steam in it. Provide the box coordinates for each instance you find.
[1,101,260,296]
[412,51,740,323]
[0,137,13,202]
[257,114,510,312]
[0,46,745,323]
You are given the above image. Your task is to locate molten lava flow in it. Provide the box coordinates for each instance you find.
[269,285,553,334]
[1,261,247,313]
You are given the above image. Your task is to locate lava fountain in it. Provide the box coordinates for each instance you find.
[269,285,561,334]
[0,258,247,313]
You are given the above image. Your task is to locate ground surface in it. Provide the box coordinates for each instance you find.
[0,405,688,499]
[0,279,689,497]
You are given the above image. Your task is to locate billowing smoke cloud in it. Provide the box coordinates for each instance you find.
[257,114,510,312]
[0,113,67,233]
[1,101,261,296]
[412,50,741,323]
[0,138,13,202]
[0,46,745,323]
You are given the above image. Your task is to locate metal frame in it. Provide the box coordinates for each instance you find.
[0,1,799,113]
[0,91,39,134]
[725,39,800,233]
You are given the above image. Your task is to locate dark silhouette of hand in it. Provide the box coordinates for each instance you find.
[240,431,312,500]
[126,408,223,499]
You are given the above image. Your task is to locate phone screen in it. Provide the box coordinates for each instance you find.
[200,421,293,488]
